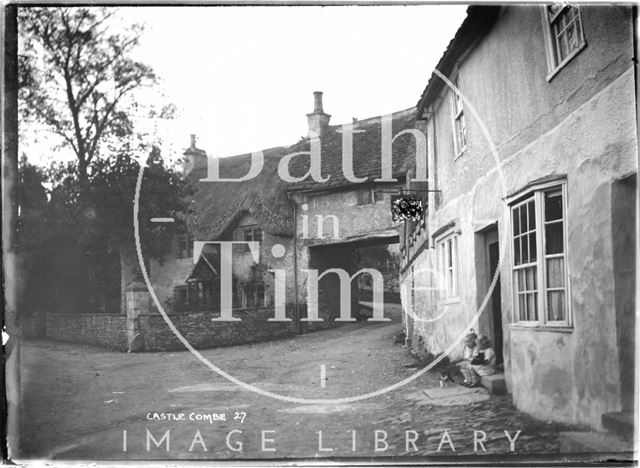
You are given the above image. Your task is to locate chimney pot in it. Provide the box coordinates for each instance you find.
[183,133,207,177]
[306,91,331,138]
[313,91,324,113]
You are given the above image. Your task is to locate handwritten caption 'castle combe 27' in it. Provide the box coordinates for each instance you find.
[173,118,431,323]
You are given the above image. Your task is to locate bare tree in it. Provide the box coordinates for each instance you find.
[18,7,156,182]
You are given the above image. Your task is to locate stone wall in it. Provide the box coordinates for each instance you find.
[44,313,128,351]
[138,306,296,352]
[25,306,301,353]
[19,310,47,339]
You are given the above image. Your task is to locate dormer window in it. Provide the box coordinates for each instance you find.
[234,225,262,243]
[243,226,262,243]
[542,5,586,80]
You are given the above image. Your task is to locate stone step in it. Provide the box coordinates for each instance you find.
[480,372,506,394]
[558,431,633,454]
[602,411,635,440]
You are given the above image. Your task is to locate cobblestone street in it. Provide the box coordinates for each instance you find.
[13,308,575,462]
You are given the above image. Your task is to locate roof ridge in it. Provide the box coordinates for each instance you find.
[328,106,416,129]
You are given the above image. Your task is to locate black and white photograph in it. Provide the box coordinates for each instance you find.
[2,2,638,465]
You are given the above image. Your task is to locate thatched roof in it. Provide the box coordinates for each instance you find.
[186,146,294,239]
[184,107,418,239]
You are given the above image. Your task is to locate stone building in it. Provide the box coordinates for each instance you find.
[144,92,420,340]
[284,93,415,325]
[149,136,296,313]
[399,5,637,431]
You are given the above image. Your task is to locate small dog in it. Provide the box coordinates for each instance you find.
[438,371,452,388]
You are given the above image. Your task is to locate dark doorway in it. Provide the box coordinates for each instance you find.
[487,239,503,365]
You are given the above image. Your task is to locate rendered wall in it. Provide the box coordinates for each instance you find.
[402,5,637,430]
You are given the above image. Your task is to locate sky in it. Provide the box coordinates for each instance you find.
[25,5,468,165]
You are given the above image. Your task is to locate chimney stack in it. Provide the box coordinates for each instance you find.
[183,133,208,177]
[306,91,331,138]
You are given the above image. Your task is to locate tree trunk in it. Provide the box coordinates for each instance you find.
[119,243,143,314]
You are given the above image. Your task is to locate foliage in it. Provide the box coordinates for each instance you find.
[47,145,193,260]
[16,155,48,250]
[18,7,156,180]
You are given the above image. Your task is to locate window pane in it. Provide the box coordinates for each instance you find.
[254,229,263,243]
[529,232,537,261]
[518,295,526,321]
[527,201,536,231]
[526,293,537,321]
[566,21,577,50]
[517,269,524,292]
[544,191,563,221]
[513,207,520,236]
[548,4,565,20]
[357,189,373,205]
[558,30,569,60]
[546,257,565,288]
[548,290,565,321]
[522,235,530,264]
[520,205,528,234]
[545,222,564,254]
[514,237,521,265]
[526,266,537,291]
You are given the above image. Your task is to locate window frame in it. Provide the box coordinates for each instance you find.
[436,231,459,303]
[509,181,572,329]
[541,5,587,81]
[239,282,266,308]
[240,225,262,243]
[178,233,194,259]
[449,75,467,159]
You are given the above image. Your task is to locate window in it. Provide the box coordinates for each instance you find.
[436,233,458,300]
[511,183,569,325]
[542,5,586,78]
[178,233,194,259]
[240,283,266,308]
[450,76,466,157]
[240,226,262,243]
[357,188,384,206]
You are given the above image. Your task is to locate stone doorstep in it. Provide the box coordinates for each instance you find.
[602,411,635,440]
[558,431,634,454]
[480,373,506,394]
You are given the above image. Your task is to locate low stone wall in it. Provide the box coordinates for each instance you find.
[45,313,128,351]
[358,288,401,304]
[19,311,47,339]
[139,307,296,352]
[26,304,346,352]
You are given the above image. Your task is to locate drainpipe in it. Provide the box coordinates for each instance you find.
[288,192,301,334]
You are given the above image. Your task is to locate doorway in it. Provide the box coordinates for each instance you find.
[487,238,503,365]
[475,225,503,366]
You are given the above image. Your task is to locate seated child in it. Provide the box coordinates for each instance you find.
[467,335,497,387]
[455,330,478,386]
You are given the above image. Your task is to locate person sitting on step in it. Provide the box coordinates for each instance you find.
[455,330,477,386]
[467,334,497,388]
